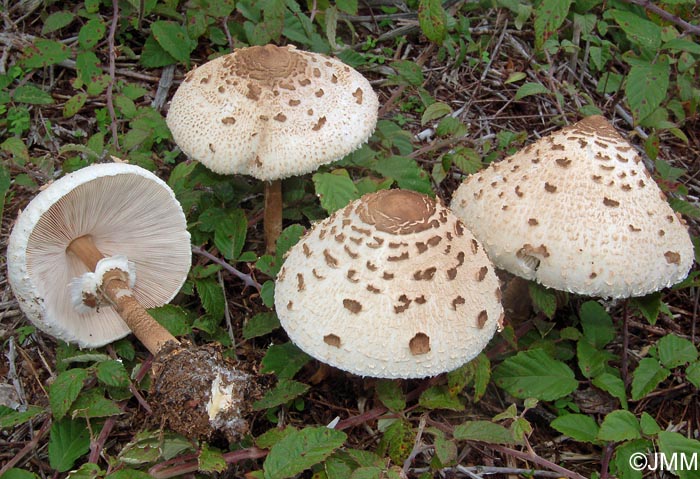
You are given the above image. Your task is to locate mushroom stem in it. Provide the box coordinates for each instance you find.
[66,235,179,355]
[263,179,283,254]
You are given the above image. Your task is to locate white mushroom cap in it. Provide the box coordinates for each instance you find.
[166,44,379,181]
[7,163,192,348]
[450,115,695,299]
[274,189,503,379]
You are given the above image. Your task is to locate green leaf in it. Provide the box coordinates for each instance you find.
[148,304,193,337]
[419,385,465,411]
[373,156,432,195]
[253,379,310,410]
[195,277,225,321]
[592,372,629,410]
[313,170,360,214]
[78,18,106,50]
[514,82,551,101]
[335,0,358,14]
[71,390,122,418]
[610,9,662,51]
[260,342,311,379]
[378,420,414,464]
[597,410,641,442]
[639,411,661,435]
[453,420,519,445]
[631,357,670,400]
[577,339,614,379]
[13,84,54,105]
[42,11,76,34]
[118,430,193,465]
[275,224,305,263]
[0,163,10,220]
[140,34,177,68]
[421,102,452,126]
[493,349,578,401]
[686,361,700,388]
[579,300,616,348]
[625,58,670,123]
[150,21,194,66]
[631,292,663,325]
[263,426,346,479]
[214,208,248,260]
[63,93,88,118]
[433,431,458,466]
[0,405,44,429]
[20,39,71,68]
[49,368,89,419]
[657,334,698,369]
[198,443,227,473]
[657,431,700,479]
[613,439,650,479]
[389,60,424,87]
[418,0,448,44]
[95,360,130,388]
[533,0,572,50]
[551,414,600,443]
[0,468,39,479]
[243,312,281,339]
[48,418,91,472]
[528,282,557,319]
[375,380,406,412]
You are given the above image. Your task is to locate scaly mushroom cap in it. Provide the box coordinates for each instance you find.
[7,163,192,348]
[274,189,503,379]
[450,115,694,298]
[166,44,379,180]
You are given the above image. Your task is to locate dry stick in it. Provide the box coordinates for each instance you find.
[378,44,436,117]
[0,416,52,476]
[107,0,120,151]
[621,0,700,36]
[148,446,268,479]
[191,245,261,292]
[490,445,588,479]
[66,235,178,355]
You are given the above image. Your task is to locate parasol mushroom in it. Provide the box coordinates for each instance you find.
[166,43,379,253]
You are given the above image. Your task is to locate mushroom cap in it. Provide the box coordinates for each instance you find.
[166,44,379,181]
[7,163,192,348]
[450,115,694,299]
[274,189,503,379]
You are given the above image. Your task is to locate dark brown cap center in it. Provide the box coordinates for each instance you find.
[357,190,437,235]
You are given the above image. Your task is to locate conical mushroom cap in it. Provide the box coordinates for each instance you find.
[7,163,192,347]
[274,189,503,379]
[450,115,694,298]
[166,44,379,180]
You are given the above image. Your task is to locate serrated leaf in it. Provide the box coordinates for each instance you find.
[657,431,700,479]
[71,390,122,419]
[243,312,281,339]
[198,444,227,473]
[631,292,663,325]
[20,39,71,68]
[599,411,642,444]
[375,380,406,412]
[95,360,130,388]
[336,0,358,14]
[610,9,662,51]
[686,361,700,388]
[148,304,193,337]
[433,431,457,465]
[577,339,614,379]
[657,334,698,369]
[253,379,310,410]
[453,420,519,445]
[613,439,650,479]
[0,164,10,220]
[625,59,670,123]
[418,0,447,44]
[514,82,551,100]
[551,414,600,443]
[579,301,616,348]
[118,430,193,465]
[263,426,346,479]
[49,368,89,419]
[313,170,360,214]
[505,72,527,84]
[195,277,225,321]
[260,342,311,379]
[140,34,177,68]
[373,156,432,195]
[0,405,44,428]
[379,420,414,464]
[528,282,557,319]
[255,425,297,449]
[48,418,91,472]
[13,84,54,105]
[631,357,670,400]
[493,349,578,401]
[421,102,452,126]
[389,60,424,87]
[214,208,247,260]
[63,93,87,118]
[151,21,194,67]
[533,0,572,50]
[639,411,661,435]
[592,372,629,410]
[42,11,76,34]
[78,18,106,50]
[419,385,465,411]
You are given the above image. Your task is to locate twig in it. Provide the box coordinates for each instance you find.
[107,0,120,151]
[620,0,700,36]
[453,465,568,478]
[402,414,428,474]
[191,245,262,292]
[490,445,588,479]
[148,446,268,479]
[0,416,52,475]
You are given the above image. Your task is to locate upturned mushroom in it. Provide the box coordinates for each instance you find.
[274,189,504,379]
[166,44,379,253]
[450,115,694,298]
[7,162,250,440]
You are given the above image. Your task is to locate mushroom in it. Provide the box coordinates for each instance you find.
[166,44,379,253]
[274,189,504,379]
[450,115,694,299]
[6,162,250,440]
